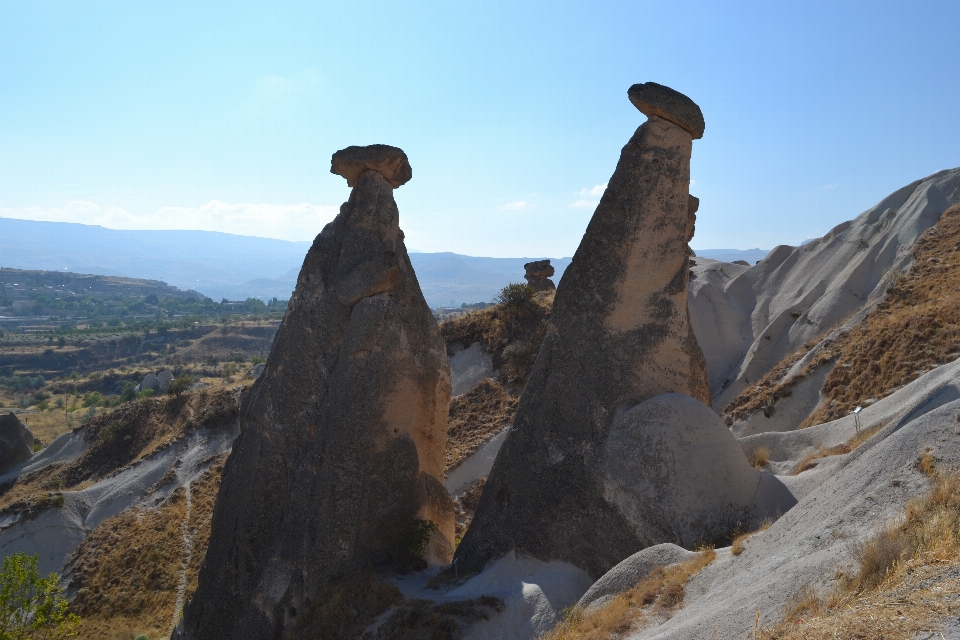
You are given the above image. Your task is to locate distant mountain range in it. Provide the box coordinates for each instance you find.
[0,218,768,308]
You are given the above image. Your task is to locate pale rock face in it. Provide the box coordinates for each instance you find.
[454,85,712,580]
[177,147,452,640]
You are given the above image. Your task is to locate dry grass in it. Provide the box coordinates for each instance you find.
[730,520,773,556]
[748,446,770,469]
[166,322,277,365]
[792,422,885,474]
[800,204,960,427]
[14,409,70,446]
[725,204,960,429]
[440,291,554,386]
[68,458,225,640]
[544,549,716,640]
[721,328,839,425]
[756,468,960,639]
[446,379,518,471]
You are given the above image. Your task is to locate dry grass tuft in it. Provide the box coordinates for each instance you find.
[918,448,937,477]
[756,468,960,639]
[792,423,885,474]
[731,520,772,556]
[748,446,770,469]
[544,549,716,640]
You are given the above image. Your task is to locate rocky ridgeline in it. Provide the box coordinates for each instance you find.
[176,145,453,640]
[455,83,723,579]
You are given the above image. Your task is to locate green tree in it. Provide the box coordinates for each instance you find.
[0,552,79,639]
[168,375,194,397]
[495,282,534,306]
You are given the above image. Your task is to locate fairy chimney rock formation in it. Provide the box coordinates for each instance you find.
[524,259,556,292]
[455,83,711,580]
[176,144,453,640]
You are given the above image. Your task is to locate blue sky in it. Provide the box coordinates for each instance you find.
[1,0,958,257]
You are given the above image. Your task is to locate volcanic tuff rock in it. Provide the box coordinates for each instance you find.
[628,82,705,139]
[454,84,711,579]
[329,143,412,188]
[524,259,556,292]
[0,413,34,475]
[176,145,453,640]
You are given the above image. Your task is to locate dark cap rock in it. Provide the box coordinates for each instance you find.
[330,144,412,188]
[628,83,705,139]
[524,259,555,279]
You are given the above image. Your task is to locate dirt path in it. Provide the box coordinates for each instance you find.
[171,480,193,633]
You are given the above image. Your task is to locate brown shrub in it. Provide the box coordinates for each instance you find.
[748,446,770,469]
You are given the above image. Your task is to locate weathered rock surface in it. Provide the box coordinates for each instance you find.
[628,82,705,139]
[177,145,452,640]
[524,259,556,292]
[0,413,34,475]
[688,167,960,410]
[455,84,712,579]
[577,543,696,612]
[330,143,412,188]
[140,373,159,393]
[156,370,174,394]
[596,394,794,547]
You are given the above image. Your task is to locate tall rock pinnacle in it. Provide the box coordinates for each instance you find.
[454,84,711,579]
[176,145,453,640]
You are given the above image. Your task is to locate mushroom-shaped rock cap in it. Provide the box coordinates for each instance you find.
[330,144,412,188]
[628,83,705,139]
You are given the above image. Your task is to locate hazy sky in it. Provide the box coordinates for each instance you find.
[1,0,958,257]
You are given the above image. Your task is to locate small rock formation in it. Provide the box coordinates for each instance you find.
[455,83,712,579]
[0,413,34,475]
[156,371,174,394]
[140,373,159,393]
[177,145,453,640]
[524,259,556,292]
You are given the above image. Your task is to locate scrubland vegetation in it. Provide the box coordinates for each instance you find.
[758,462,960,639]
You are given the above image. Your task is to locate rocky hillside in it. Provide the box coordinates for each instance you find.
[0,388,239,639]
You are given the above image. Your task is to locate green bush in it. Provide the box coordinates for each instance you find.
[137,388,155,399]
[0,552,80,639]
[82,392,104,408]
[495,283,534,306]
[168,375,194,397]
[120,381,138,402]
[377,517,438,573]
